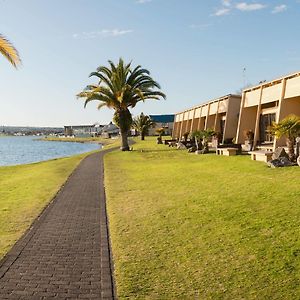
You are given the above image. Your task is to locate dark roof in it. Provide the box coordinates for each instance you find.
[149,114,175,123]
[102,122,119,133]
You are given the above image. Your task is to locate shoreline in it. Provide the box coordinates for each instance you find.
[0,149,101,168]
[40,136,115,146]
[0,137,120,168]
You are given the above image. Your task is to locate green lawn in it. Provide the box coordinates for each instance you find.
[43,136,117,146]
[105,137,300,299]
[0,152,91,258]
[0,134,119,259]
[0,138,120,259]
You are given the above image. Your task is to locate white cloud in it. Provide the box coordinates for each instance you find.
[136,0,152,3]
[272,4,287,14]
[73,29,133,39]
[213,8,231,16]
[236,2,266,11]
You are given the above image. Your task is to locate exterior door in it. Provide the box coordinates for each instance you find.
[220,119,226,140]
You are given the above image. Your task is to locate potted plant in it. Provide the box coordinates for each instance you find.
[244,129,254,151]
[211,131,222,148]
[182,132,189,142]
[156,128,165,144]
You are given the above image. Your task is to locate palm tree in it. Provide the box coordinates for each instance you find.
[156,127,165,144]
[132,112,155,140]
[269,114,300,161]
[0,34,21,67]
[77,58,166,151]
[191,129,215,153]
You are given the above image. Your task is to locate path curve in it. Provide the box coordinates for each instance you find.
[0,150,116,299]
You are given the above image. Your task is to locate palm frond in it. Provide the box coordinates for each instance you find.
[78,58,165,114]
[269,114,300,139]
[0,34,21,68]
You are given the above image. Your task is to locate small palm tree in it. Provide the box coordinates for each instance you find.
[132,113,155,140]
[269,114,300,161]
[77,58,166,151]
[0,34,21,67]
[156,128,165,144]
[191,129,215,153]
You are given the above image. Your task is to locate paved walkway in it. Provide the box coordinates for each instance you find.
[0,151,115,299]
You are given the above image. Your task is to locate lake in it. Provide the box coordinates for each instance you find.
[0,136,101,166]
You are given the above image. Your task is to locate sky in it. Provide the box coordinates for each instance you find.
[0,0,300,127]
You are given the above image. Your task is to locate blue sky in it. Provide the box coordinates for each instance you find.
[0,0,299,127]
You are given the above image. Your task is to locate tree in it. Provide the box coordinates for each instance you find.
[77,58,166,151]
[0,34,21,67]
[269,114,300,161]
[132,112,155,140]
[191,129,215,153]
[156,127,165,144]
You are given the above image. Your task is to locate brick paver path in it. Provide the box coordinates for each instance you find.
[0,151,115,299]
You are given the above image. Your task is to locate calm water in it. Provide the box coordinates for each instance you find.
[0,136,101,166]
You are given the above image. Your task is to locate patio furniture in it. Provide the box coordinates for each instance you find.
[164,139,177,145]
[168,141,177,147]
[249,150,273,162]
[216,148,237,156]
[217,143,242,154]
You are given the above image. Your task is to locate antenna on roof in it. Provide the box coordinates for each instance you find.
[243,67,247,88]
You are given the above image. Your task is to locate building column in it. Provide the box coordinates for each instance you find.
[179,118,184,139]
[273,78,287,150]
[204,104,210,130]
[213,100,220,131]
[197,106,203,130]
[172,119,178,139]
[222,116,228,144]
[253,86,264,149]
[183,113,188,135]
[236,92,246,144]
[190,108,196,133]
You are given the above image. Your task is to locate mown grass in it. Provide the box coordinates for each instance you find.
[43,136,117,146]
[0,152,91,259]
[0,138,120,259]
[105,137,300,299]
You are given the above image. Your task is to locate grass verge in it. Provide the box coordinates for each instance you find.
[105,137,300,299]
[0,152,90,258]
[42,136,117,146]
[0,138,121,259]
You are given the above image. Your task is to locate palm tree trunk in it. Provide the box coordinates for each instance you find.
[114,108,132,151]
[141,134,145,141]
[287,137,295,161]
[120,130,130,151]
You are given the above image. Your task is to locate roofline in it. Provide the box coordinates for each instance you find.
[149,114,175,117]
[175,94,241,115]
[243,71,300,93]
[64,125,96,128]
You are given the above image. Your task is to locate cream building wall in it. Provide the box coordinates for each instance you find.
[173,94,242,143]
[236,72,300,150]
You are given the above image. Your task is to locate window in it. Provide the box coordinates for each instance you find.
[259,113,276,143]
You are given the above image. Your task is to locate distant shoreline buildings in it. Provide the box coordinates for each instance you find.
[64,122,119,138]
[64,115,175,138]
[1,126,63,136]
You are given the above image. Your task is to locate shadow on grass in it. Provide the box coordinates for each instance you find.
[130,148,176,153]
